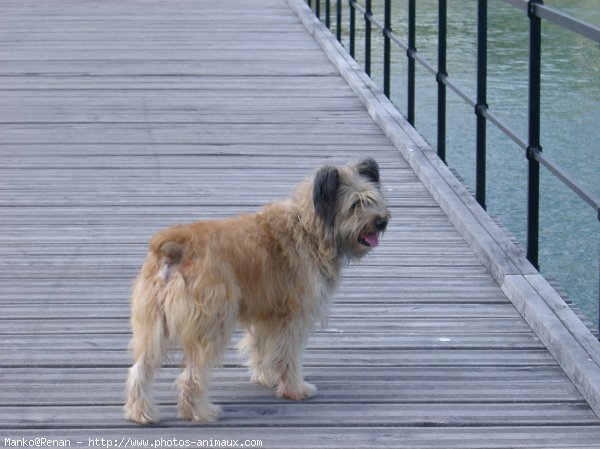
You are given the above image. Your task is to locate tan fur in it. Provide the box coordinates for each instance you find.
[124,158,390,424]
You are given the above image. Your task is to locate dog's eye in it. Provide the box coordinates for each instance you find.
[351,200,362,211]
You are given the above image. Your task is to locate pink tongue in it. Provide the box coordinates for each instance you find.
[363,233,379,247]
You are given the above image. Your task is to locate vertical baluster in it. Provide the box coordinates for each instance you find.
[476,0,487,210]
[407,0,416,125]
[349,0,356,57]
[527,0,543,270]
[365,0,372,76]
[437,0,447,163]
[336,0,342,42]
[383,0,391,97]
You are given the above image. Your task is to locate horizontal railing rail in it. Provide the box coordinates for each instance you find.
[307,0,600,336]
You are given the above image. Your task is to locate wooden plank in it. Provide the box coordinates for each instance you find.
[0,365,572,384]
[0,75,352,90]
[0,288,508,306]
[2,403,598,429]
[0,332,543,351]
[0,304,521,319]
[0,143,404,157]
[0,99,376,111]
[0,319,534,336]
[0,348,559,368]
[2,381,581,406]
[0,384,584,408]
[0,61,340,77]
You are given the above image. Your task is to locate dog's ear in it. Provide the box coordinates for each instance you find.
[313,165,340,228]
[356,157,380,185]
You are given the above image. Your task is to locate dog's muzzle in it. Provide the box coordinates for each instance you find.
[359,216,389,248]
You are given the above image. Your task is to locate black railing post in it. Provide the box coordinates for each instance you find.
[316,0,320,19]
[336,0,342,41]
[383,0,392,98]
[407,0,416,125]
[527,0,543,270]
[437,0,447,164]
[326,0,331,28]
[349,0,356,57]
[365,0,372,76]
[475,0,488,210]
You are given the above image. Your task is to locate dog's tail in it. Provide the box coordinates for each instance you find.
[129,230,197,359]
[148,230,186,282]
[128,233,183,351]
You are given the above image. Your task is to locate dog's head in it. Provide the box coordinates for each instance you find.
[312,157,390,259]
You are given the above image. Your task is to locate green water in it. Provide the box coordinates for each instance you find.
[340,0,600,328]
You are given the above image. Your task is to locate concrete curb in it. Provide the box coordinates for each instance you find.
[288,0,600,418]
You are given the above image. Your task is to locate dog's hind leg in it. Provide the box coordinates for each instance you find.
[176,275,239,422]
[125,316,165,424]
[124,331,165,424]
[124,275,169,424]
[176,339,224,423]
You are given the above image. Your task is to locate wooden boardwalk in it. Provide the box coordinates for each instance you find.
[1,0,599,447]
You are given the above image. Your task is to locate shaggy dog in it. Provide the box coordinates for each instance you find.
[124,157,390,424]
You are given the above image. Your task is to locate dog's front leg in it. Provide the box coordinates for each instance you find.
[273,320,317,401]
[239,327,278,388]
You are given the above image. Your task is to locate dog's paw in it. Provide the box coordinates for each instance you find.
[276,381,317,400]
[124,403,159,425]
[179,401,222,423]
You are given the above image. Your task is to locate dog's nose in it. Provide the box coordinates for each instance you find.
[375,217,389,231]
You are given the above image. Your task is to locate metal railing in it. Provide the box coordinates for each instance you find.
[307,0,600,334]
